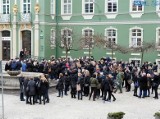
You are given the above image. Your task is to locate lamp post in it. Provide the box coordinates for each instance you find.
[0,60,4,119]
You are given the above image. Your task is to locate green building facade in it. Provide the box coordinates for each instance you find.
[1,0,160,67]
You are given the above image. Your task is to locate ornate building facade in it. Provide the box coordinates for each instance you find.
[1,0,160,68]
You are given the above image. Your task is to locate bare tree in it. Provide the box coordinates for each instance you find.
[104,36,129,59]
[130,41,155,65]
[57,28,79,60]
[80,34,106,58]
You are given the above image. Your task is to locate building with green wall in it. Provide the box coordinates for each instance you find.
[1,0,160,67]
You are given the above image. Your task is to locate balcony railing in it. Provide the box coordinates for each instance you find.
[19,13,31,23]
[0,14,10,22]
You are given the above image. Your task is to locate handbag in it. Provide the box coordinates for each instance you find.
[127,79,133,85]
[76,84,81,91]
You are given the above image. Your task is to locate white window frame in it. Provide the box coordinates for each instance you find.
[129,0,144,18]
[61,0,72,20]
[156,0,160,17]
[129,58,141,67]
[156,27,160,49]
[22,0,31,13]
[82,0,94,19]
[82,27,94,48]
[61,28,73,48]
[105,0,118,19]
[1,0,10,14]
[156,59,160,73]
[50,29,56,49]
[129,26,143,48]
[105,27,117,48]
[51,0,56,19]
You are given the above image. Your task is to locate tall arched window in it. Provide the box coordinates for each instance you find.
[82,28,94,48]
[61,28,72,48]
[105,28,117,47]
[130,27,143,47]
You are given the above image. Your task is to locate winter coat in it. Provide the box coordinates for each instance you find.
[90,77,99,88]
[27,80,36,96]
[103,78,114,92]
[139,76,148,90]
[56,77,64,90]
[39,80,49,95]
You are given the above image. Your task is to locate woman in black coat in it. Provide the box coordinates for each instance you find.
[139,73,148,98]
[152,72,160,99]
[27,78,36,105]
[56,73,64,97]
[83,70,90,97]
[39,75,49,105]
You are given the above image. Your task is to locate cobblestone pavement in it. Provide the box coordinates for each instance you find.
[0,89,160,119]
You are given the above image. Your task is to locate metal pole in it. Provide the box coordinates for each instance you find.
[0,60,4,119]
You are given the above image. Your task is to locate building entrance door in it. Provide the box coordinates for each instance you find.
[22,30,31,56]
[2,41,10,60]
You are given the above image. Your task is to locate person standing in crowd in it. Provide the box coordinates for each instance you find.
[84,70,90,97]
[89,73,99,101]
[77,73,84,100]
[115,67,124,93]
[22,60,27,72]
[5,60,11,71]
[27,78,36,105]
[70,65,78,99]
[152,72,160,99]
[146,73,152,97]
[96,72,102,99]
[64,72,70,96]
[39,74,49,104]
[124,68,132,92]
[139,73,148,98]
[24,77,30,104]
[19,49,24,60]
[56,73,64,98]
[19,74,25,101]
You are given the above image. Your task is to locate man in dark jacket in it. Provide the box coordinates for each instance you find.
[152,72,160,99]
[139,73,148,98]
[19,75,25,101]
[27,78,36,105]
[19,49,24,60]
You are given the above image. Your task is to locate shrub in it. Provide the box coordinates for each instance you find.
[154,112,160,117]
[108,112,125,119]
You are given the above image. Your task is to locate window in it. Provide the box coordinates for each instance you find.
[129,58,141,67]
[61,29,72,48]
[105,28,117,47]
[130,0,144,18]
[84,0,94,14]
[156,0,160,17]
[62,0,72,14]
[106,0,117,13]
[51,0,55,15]
[156,28,160,47]
[131,0,143,12]
[82,28,94,48]
[130,28,143,47]
[2,0,10,14]
[23,0,31,13]
[50,29,56,49]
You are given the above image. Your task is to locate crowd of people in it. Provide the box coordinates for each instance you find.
[5,55,160,105]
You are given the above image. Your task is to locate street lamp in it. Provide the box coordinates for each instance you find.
[0,60,4,119]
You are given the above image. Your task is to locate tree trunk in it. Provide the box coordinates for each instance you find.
[89,46,91,59]
[65,48,68,60]
[141,51,144,66]
[111,48,113,60]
